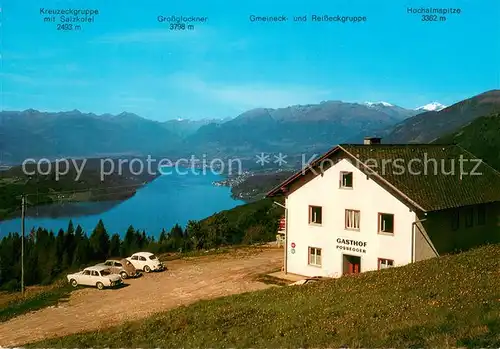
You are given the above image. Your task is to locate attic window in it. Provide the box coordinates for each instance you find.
[340,172,353,188]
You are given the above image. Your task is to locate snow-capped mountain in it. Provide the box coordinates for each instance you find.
[364,101,393,107]
[361,101,419,120]
[416,102,447,112]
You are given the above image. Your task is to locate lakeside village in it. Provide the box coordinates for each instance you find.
[212,168,290,200]
[212,170,254,188]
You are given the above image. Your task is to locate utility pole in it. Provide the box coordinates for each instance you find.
[21,195,25,296]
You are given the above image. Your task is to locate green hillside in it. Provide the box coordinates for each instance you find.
[29,244,500,348]
[434,113,500,169]
[231,171,294,201]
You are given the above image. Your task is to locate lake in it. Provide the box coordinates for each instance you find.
[0,171,245,238]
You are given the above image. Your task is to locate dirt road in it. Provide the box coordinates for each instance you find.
[0,247,283,346]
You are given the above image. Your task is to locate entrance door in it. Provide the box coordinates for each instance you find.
[343,255,361,275]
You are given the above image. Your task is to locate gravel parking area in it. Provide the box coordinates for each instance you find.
[0,247,283,346]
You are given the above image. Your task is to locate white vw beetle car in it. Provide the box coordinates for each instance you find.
[67,265,123,290]
[126,252,165,272]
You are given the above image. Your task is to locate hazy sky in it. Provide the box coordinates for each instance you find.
[2,0,499,121]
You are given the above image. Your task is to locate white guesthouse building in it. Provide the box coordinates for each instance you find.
[267,137,500,278]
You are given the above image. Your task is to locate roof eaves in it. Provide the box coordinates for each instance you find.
[455,144,500,177]
[266,146,343,197]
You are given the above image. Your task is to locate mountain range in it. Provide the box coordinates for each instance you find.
[0,110,181,163]
[162,117,233,137]
[364,101,447,112]
[0,101,417,163]
[0,90,498,164]
[182,101,420,157]
[384,90,500,143]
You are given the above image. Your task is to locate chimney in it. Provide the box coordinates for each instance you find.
[364,137,381,145]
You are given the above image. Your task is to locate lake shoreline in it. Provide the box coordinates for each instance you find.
[0,171,244,238]
[212,168,295,203]
[20,200,124,220]
[0,158,161,222]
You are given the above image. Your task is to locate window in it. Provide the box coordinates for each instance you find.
[308,247,322,266]
[101,270,111,276]
[378,258,394,270]
[340,171,353,188]
[91,270,99,276]
[83,270,90,275]
[115,262,122,267]
[345,209,360,230]
[104,261,112,266]
[139,256,146,261]
[309,206,322,224]
[465,208,473,228]
[451,210,459,230]
[149,255,158,260]
[477,205,486,225]
[378,213,394,234]
[131,256,138,260]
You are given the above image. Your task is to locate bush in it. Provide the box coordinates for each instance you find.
[1,279,19,292]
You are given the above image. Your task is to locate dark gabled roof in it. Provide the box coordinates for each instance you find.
[267,144,500,212]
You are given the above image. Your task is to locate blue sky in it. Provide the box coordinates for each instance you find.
[2,0,499,121]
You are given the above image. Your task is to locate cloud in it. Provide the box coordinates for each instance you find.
[168,73,332,109]
[0,72,89,87]
[2,49,62,61]
[0,73,36,84]
[2,91,45,98]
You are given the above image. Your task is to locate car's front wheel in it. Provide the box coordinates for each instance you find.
[144,265,151,273]
[96,282,104,290]
[120,271,128,279]
[70,279,78,287]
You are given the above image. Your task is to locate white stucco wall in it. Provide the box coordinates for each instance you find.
[285,158,416,277]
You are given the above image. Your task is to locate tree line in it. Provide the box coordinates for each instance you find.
[0,199,282,291]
